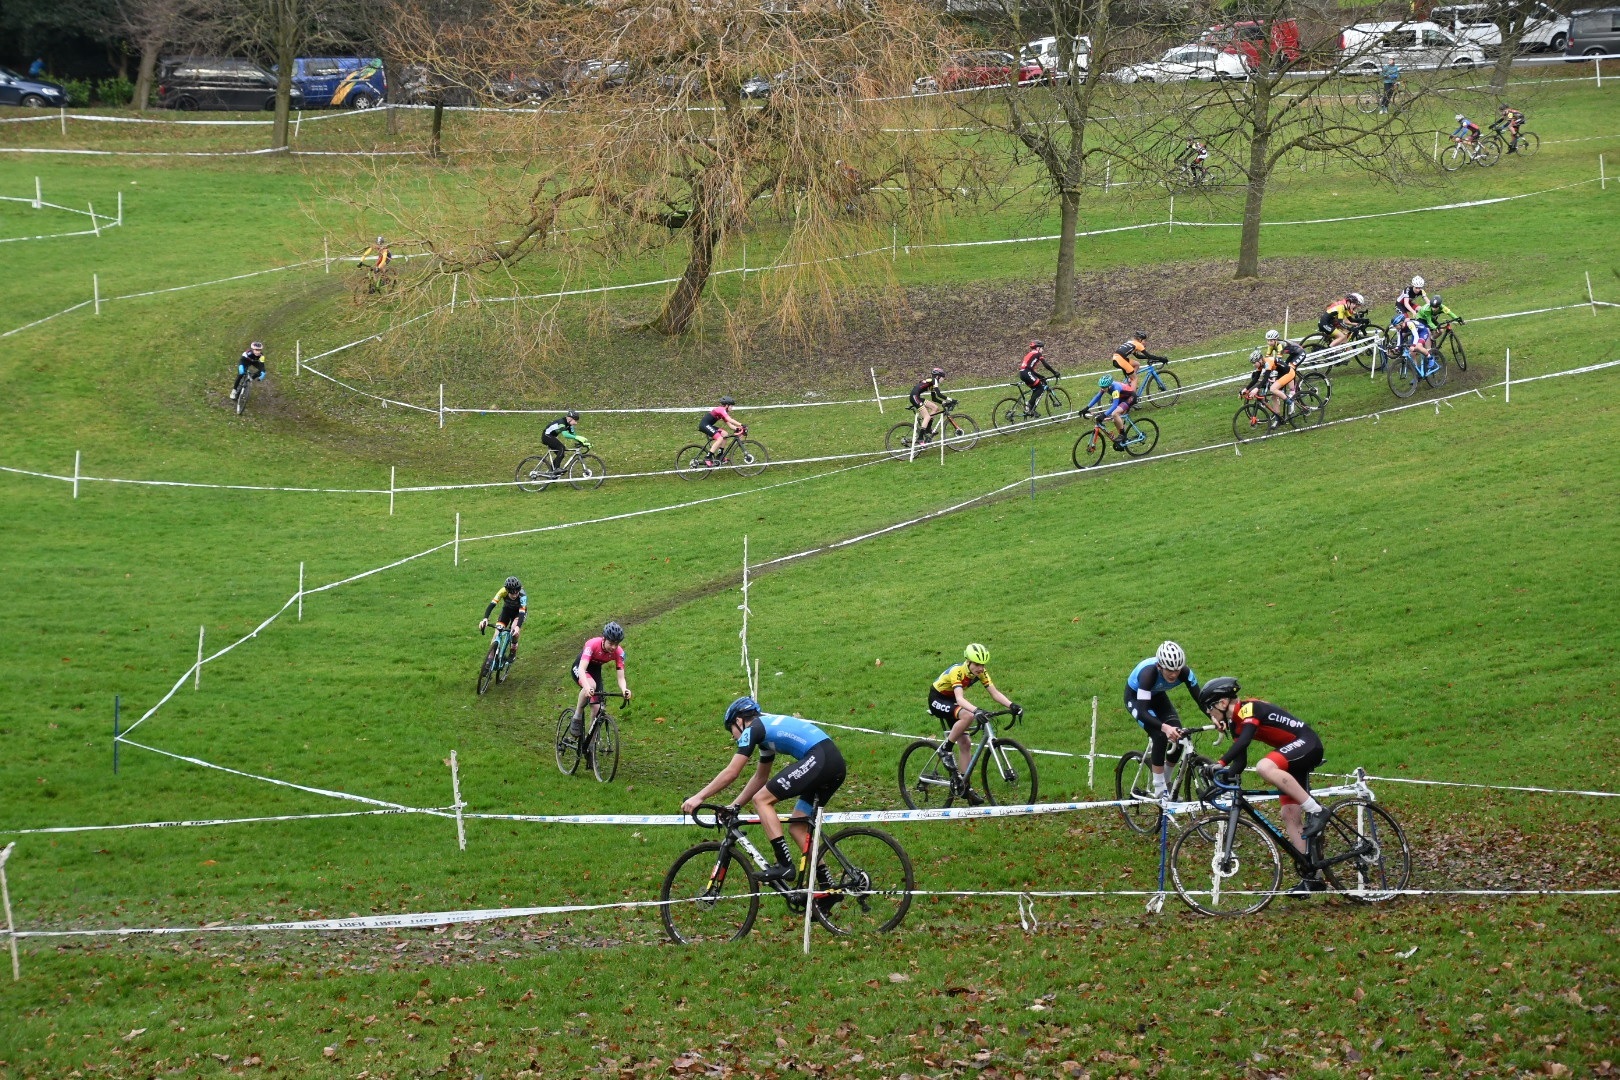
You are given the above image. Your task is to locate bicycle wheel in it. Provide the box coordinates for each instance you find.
[660,842,761,944]
[1475,140,1500,167]
[514,455,554,494]
[944,414,979,452]
[476,642,498,695]
[1114,750,1162,835]
[1072,426,1108,469]
[1355,328,1387,371]
[675,444,712,481]
[1387,356,1419,399]
[1300,371,1332,407]
[1356,92,1378,115]
[589,714,620,783]
[1299,332,1328,355]
[1441,329,1467,372]
[553,707,582,775]
[897,739,955,809]
[1296,385,1327,426]
[1319,799,1411,903]
[1513,132,1539,158]
[1441,145,1467,173]
[1421,352,1449,390]
[1170,812,1283,917]
[1200,164,1225,188]
[814,826,914,936]
[991,397,1025,429]
[568,453,607,491]
[885,422,920,458]
[1232,401,1268,441]
[1041,386,1071,416]
[1123,417,1158,456]
[1140,368,1181,408]
[980,739,1037,806]
[731,439,770,477]
[235,381,250,416]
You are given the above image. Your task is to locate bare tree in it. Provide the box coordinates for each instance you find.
[215,0,363,148]
[1485,0,1566,91]
[114,0,214,110]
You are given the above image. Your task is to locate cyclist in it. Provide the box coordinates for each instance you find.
[1176,138,1210,183]
[1403,314,1437,375]
[570,621,631,740]
[358,235,392,292]
[1083,373,1138,450]
[928,644,1021,805]
[1495,104,1525,153]
[1018,343,1061,417]
[1124,641,1202,799]
[682,697,846,889]
[1378,59,1400,112]
[1247,330,1304,426]
[1417,293,1464,332]
[477,576,527,663]
[1452,113,1482,149]
[698,396,745,464]
[1111,331,1168,393]
[1317,292,1366,349]
[229,341,267,402]
[542,409,589,474]
[1196,677,1330,895]
[1391,275,1427,352]
[909,366,950,441]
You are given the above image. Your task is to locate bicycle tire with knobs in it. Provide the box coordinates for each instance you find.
[589,713,620,782]
[1140,369,1182,408]
[553,707,582,775]
[991,397,1024,429]
[1233,401,1270,441]
[1476,140,1501,167]
[1357,92,1377,114]
[1300,371,1332,406]
[495,642,511,683]
[1507,131,1539,158]
[476,641,499,695]
[1318,798,1411,903]
[1387,355,1420,399]
[1123,417,1159,456]
[235,380,251,415]
[1114,750,1163,834]
[897,739,957,809]
[1296,385,1328,426]
[674,444,712,481]
[944,415,980,452]
[1439,328,1467,372]
[1170,813,1284,917]
[885,423,922,457]
[514,455,556,493]
[568,452,607,491]
[980,739,1037,805]
[1073,426,1109,469]
[660,843,760,943]
[730,439,770,477]
[814,826,914,935]
[1441,145,1468,173]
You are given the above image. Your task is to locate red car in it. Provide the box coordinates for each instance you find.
[1201,20,1302,66]
[914,51,1049,94]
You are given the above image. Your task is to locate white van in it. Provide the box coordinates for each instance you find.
[1340,20,1489,72]
[1019,35,1092,79]
[1431,3,1570,53]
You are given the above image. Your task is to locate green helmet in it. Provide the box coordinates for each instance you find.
[1097,374,1113,389]
[964,643,990,664]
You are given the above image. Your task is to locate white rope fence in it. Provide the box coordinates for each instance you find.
[0,182,122,244]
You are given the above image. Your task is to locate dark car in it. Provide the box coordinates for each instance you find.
[157,58,304,111]
[1567,6,1620,55]
[0,65,68,107]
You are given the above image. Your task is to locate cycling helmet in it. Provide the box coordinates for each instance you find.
[376,236,387,245]
[1411,275,1425,289]
[723,696,761,729]
[964,643,990,665]
[1348,292,1365,305]
[719,396,736,406]
[931,366,945,378]
[249,341,264,351]
[1029,340,1044,350]
[1098,374,1113,389]
[504,576,522,592]
[1134,329,1149,340]
[1249,347,1264,363]
[566,408,580,420]
[1428,294,1442,308]
[1196,677,1241,711]
[602,621,624,643]
[1265,329,1280,342]
[1454,114,1465,123]
[1156,640,1186,672]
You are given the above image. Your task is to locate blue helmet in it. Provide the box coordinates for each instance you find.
[723,696,761,729]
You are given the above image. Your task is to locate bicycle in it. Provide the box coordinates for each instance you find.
[897,708,1037,809]
[1169,770,1411,916]
[233,374,263,416]
[476,621,518,695]
[1487,120,1538,159]
[660,802,914,943]
[1429,317,1467,373]
[675,429,770,481]
[514,446,607,492]
[1356,84,1410,114]
[1166,160,1224,192]
[886,402,980,456]
[1114,724,1221,835]
[1131,357,1182,409]
[1231,382,1326,442]
[1071,408,1159,468]
[1386,340,1448,399]
[553,690,626,782]
[1301,317,1385,372]
[1441,135,1500,172]
[991,378,1072,428]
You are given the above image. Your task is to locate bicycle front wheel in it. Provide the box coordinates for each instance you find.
[1041,386,1071,416]
[1233,402,1268,441]
[1141,369,1181,408]
[1387,357,1419,399]
[589,714,620,783]
[944,414,979,452]
[660,842,760,944]
[1114,751,1162,835]
[1441,145,1467,172]
[814,826,914,936]
[495,642,511,683]
[568,453,607,491]
[476,642,498,695]
[981,739,1037,806]
[1441,329,1467,372]
[1355,328,1386,370]
[991,397,1024,429]
[675,444,711,481]
[731,439,770,477]
[1123,417,1158,456]
[235,381,250,415]
[1319,798,1411,903]
[1170,813,1283,917]
[553,707,582,775]
[1422,353,1449,390]
[897,739,955,809]
[514,455,553,493]
[1356,92,1378,115]
[1073,426,1108,469]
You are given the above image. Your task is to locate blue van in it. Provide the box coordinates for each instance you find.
[290,57,386,108]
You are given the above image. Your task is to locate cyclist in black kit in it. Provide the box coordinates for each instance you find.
[1019,341,1061,417]
[542,410,589,473]
[909,367,952,440]
[230,341,266,401]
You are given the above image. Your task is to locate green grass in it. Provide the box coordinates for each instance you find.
[0,77,1617,1079]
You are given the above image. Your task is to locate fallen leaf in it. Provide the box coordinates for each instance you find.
[888,972,910,983]
[323,1045,339,1060]
[123,1029,146,1042]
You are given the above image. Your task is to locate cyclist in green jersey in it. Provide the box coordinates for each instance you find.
[1416,294,1464,331]
[542,410,590,473]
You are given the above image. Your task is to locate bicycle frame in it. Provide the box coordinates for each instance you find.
[1203,780,1377,883]
[1126,726,1217,802]
[923,711,1021,795]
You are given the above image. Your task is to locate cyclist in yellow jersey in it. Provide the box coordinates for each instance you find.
[357,236,392,293]
[927,643,1021,805]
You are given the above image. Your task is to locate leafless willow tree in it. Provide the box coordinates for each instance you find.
[378,0,968,340]
[1485,0,1570,90]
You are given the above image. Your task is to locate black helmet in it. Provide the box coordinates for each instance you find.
[1029,340,1043,349]
[602,621,624,643]
[1134,329,1149,340]
[1197,677,1241,711]
[566,408,580,420]
[1428,294,1441,309]
[931,366,945,378]
[719,396,736,406]
[504,576,522,593]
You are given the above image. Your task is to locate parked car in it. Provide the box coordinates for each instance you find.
[913,50,1046,94]
[1566,6,1620,55]
[1110,45,1249,83]
[1339,22,1488,72]
[288,57,386,109]
[0,65,67,107]
[1432,2,1569,52]
[157,58,304,111]
[1019,35,1092,79]
[1200,20,1301,66]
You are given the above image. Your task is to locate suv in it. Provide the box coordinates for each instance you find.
[1566,7,1620,54]
[1431,3,1569,53]
[1340,21,1488,72]
[288,57,385,109]
[157,58,303,111]
[1019,35,1092,79]
[0,65,68,107]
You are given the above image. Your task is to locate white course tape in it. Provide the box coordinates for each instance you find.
[4,807,451,836]
[1356,773,1620,798]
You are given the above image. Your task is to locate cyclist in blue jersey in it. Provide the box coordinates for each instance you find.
[1083,374,1139,450]
[1124,641,1202,798]
[682,697,846,883]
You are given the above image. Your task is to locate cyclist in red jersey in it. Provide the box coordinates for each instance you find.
[571,621,631,739]
[698,396,745,463]
[1197,677,1331,895]
[1018,341,1061,417]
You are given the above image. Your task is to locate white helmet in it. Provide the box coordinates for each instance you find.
[1249,347,1264,363]
[1349,291,1365,305]
[1156,641,1186,672]
[1411,275,1425,289]
[1454,114,1465,122]
[1265,329,1280,342]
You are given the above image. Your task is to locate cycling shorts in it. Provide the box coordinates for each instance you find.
[542,432,567,454]
[1271,369,1296,390]
[493,604,523,628]
[1264,734,1324,805]
[1104,394,1134,418]
[928,689,970,725]
[1317,315,1339,338]
[1019,370,1045,388]
[766,739,846,817]
[571,659,603,687]
[698,418,720,438]
[1125,689,1180,767]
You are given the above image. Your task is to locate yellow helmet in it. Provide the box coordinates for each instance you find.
[964,643,990,664]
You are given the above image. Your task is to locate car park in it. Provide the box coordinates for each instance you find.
[1339,21,1488,72]
[1431,3,1569,52]
[914,50,1050,93]
[1565,6,1620,54]
[0,65,68,107]
[1110,44,1249,83]
[288,57,386,109]
[157,57,303,111]
[1200,20,1301,65]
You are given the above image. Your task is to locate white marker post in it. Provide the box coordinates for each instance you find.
[870,367,884,414]
[453,513,461,566]
[1167,195,1174,236]
[1601,155,1607,191]
[92,274,100,315]
[1104,161,1111,192]
[59,107,66,136]
[1088,696,1098,790]
[195,625,205,689]
[1283,305,1290,340]
[450,274,458,313]
[88,202,100,238]
[1504,348,1511,404]
[323,236,330,274]
[32,177,41,210]
[116,191,122,226]
[739,536,751,691]
[1588,271,1599,316]
[295,340,301,378]
[450,751,466,851]
[293,110,301,140]
[389,466,395,516]
[72,450,80,499]
[1,842,18,980]
[801,807,824,956]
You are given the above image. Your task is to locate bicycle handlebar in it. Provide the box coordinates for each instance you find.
[690,802,741,829]
[975,707,1021,730]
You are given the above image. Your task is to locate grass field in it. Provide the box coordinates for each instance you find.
[1,71,1617,1079]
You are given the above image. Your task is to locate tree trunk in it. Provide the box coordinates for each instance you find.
[430,100,444,157]
[1490,25,1523,91]
[1235,78,1274,279]
[1052,189,1080,322]
[272,45,295,150]
[134,42,158,113]
[650,213,719,336]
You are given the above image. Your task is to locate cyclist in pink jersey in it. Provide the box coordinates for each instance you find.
[698,396,745,463]
[571,621,632,739]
